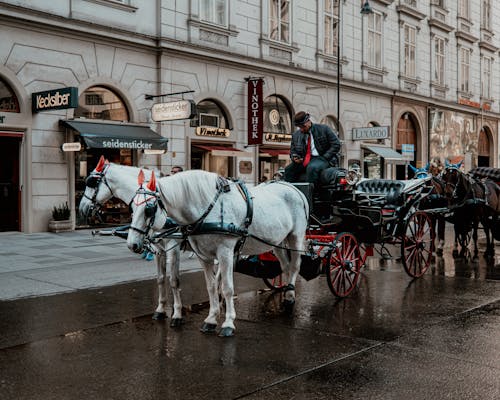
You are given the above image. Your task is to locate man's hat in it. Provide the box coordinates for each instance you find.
[294,111,310,126]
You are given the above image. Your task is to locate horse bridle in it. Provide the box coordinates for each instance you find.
[129,187,163,237]
[83,165,116,215]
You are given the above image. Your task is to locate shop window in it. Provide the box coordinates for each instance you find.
[263,95,292,139]
[192,99,229,129]
[75,86,129,121]
[0,78,20,113]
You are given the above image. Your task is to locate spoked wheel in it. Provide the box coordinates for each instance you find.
[263,275,285,291]
[402,211,435,278]
[326,232,361,298]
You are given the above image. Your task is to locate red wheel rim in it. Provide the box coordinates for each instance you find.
[402,212,434,278]
[327,233,361,297]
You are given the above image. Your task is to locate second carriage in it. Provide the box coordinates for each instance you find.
[252,167,439,298]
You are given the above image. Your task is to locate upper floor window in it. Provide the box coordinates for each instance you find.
[324,0,339,56]
[368,11,383,68]
[458,0,469,20]
[481,56,492,99]
[200,0,227,26]
[75,86,129,121]
[459,47,470,93]
[482,0,491,30]
[0,78,20,113]
[434,36,445,86]
[403,0,417,7]
[404,25,416,78]
[270,0,290,43]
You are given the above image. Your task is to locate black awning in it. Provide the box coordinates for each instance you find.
[60,120,168,150]
[362,144,406,164]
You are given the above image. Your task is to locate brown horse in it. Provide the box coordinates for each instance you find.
[441,164,500,259]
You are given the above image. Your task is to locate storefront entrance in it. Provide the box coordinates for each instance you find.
[75,148,133,227]
[0,135,21,231]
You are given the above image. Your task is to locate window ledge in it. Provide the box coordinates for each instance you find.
[260,37,299,53]
[456,30,479,44]
[317,52,349,66]
[396,5,426,21]
[362,63,388,75]
[430,82,449,91]
[457,90,474,99]
[371,0,394,6]
[479,41,498,53]
[428,18,454,33]
[83,0,137,12]
[188,18,239,37]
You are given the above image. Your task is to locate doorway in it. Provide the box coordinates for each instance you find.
[396,113,417,180]
[0,136,21,231]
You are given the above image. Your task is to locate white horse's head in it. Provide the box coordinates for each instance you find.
[78,155,115,223]
[127,170,167,253]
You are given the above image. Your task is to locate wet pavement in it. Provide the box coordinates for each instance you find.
[0,229,499,399]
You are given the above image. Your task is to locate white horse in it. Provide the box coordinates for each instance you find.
[78,156,184,326]
[127,169,309,337]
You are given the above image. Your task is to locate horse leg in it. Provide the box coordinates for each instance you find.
[472,221,479,262]
[436,216,445,256]
[274,236,302,312]
[152,248,168,320]
[199,259,220,334]
[167,240,184,327]
[483,219,494,258]
[216,246,236,337]
[452,224,460,258]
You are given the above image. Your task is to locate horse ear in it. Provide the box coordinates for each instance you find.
[445,159,450,167]
[138,169,145,187]
[457,160,463,168]
[104,159,110,165]
[147,170,157,191]
[95,155,105,172]
[408,164,417,172]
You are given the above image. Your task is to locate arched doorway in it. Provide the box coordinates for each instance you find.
[396,112,417,179]
[0,77,21,231]
[478,127,492,167]
[74,86,132,226]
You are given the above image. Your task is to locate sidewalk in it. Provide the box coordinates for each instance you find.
[0,229,202,301]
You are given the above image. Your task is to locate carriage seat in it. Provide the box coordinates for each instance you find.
[355,179,406,207]
[319,167,347,187]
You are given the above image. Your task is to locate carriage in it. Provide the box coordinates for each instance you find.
[235,167,439,298]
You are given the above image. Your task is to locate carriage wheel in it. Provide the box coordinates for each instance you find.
[402,211,435,278]
[326,232,361,298]
[263,275,285,291]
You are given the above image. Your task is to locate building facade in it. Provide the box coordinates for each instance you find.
[0,0,499,232]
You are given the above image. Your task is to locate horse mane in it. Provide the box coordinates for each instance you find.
[158,169,219,206]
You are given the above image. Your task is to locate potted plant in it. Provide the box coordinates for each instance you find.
[48,202,72,232]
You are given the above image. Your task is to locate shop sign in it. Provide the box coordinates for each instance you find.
[401,143,414,160]
[32,87,78,112]
[196,126,230,137]
[265,133,292,142]
[457,97,491,110]
[239,160,253,174]
[61,142,82,152]
[151,100,196,122]
[0,115,5,123]
[247,78,263,145]
[352,126,389,140]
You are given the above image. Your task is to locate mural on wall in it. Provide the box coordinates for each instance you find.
[429,110,477,166]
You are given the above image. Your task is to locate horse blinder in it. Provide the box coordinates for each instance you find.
[85,175,100,188]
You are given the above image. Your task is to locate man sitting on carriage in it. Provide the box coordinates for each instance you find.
[283,111,341,186]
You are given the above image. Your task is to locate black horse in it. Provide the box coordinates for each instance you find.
[441,163,500,259]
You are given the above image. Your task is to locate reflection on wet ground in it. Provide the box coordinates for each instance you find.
[364,239,500,281]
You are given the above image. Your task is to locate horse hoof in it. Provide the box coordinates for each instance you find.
[436,248,443,256]
[283,299,295,314]
[218,327,235,337]
[170,318,184,328]
[152,312,167,321]
[200,322,217,334]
